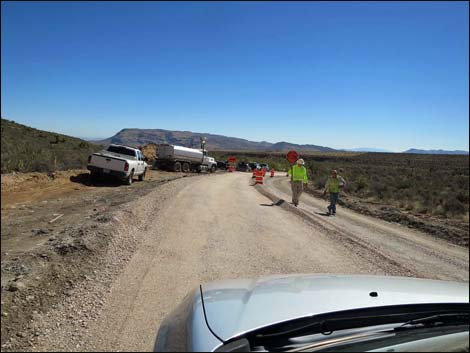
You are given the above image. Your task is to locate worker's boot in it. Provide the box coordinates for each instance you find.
[327,206,332,215]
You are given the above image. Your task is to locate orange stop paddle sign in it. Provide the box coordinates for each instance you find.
[286,150,299,164]
[228,156,237,163]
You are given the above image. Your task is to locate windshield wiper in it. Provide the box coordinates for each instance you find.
[286,330,395,352]
[398,313,470,329]
[245,304,469,350]
[283,313,469,352]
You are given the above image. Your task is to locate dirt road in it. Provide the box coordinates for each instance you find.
[3,172,468,352]
[21,172,466,352]
[263,176,468,281]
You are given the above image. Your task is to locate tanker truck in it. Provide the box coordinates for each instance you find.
[153,144,217,173]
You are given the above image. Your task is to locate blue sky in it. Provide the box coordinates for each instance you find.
[1,1,469,151]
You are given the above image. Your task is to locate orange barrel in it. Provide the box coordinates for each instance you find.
[255,170,264,184]
[270,168,275,177]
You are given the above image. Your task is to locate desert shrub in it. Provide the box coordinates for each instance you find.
[30,159,53,173]
[370,181,388,199]
[443,197,466,216]
[355,175,368,191]
[397,178,412,189]
[432,205,447,217]
[415,201,429,214]
[455,190,469,204]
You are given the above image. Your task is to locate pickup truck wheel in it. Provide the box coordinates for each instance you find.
[126,171,134,185]
[174,162,182,172]
[138,168,146,181]
[182,162,190,173]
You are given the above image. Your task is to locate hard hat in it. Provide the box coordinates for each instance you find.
[297,158,305,165]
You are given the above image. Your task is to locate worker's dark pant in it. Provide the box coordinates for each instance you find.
[328,192,339,214]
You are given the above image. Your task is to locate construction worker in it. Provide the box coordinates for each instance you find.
[287,159,308,207]
[323,170,346,215]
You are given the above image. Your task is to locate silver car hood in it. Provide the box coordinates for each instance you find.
[201,274,469,342]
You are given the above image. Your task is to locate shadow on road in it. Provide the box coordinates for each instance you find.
[260,199,285,207]
[315,211,331,217]
[70,173,124,187]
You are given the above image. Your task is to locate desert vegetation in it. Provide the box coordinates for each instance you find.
[1,119,103,173]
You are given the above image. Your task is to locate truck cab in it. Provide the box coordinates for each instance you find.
[203,156,217,173]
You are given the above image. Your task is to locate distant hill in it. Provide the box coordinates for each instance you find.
[345,148,394,153]
[1,118,103,173]
[268,141,336,152]
[94,128,336,152]
[404,148,469,155]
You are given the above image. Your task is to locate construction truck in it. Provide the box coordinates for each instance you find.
[153,138,217,173]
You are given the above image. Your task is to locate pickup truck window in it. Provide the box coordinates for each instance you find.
[107,146,136,157]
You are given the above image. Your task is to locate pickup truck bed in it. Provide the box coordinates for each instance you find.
[89,153,128,177]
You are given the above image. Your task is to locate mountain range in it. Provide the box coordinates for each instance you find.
[344,148,394,153]
[93,128,468,155]
[94,128,337,152]
[403,148,469,155]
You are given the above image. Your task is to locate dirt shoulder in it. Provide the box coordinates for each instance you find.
[0,169,194,351]
[269,172,468,248]
[304,188,469,248]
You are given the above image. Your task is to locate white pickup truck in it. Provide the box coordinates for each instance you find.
[87,144,148,185]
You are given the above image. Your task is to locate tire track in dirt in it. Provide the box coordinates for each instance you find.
[258,176,468,281]
[254,183,419,277]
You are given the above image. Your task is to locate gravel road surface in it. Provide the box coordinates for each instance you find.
[25,172,469,352]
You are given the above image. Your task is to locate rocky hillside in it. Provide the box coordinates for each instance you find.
[94,128,336,152]
[1,119,103,173]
